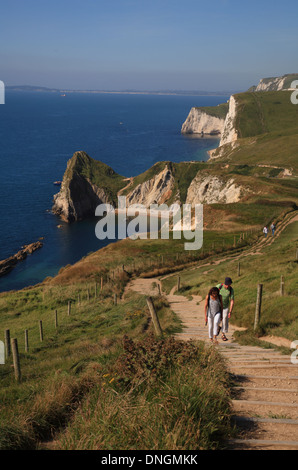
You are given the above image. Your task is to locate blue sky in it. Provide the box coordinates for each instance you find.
[1,0,298,91]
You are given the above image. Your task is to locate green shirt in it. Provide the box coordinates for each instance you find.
[216,284,234,309]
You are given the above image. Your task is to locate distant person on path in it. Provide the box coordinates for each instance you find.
[216,277,235,341]
[204,287,223,345]
[270,222,276,237]
[263,226,268,238]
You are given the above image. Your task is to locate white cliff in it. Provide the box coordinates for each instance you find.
[252,73,298,92]
[256,76,287,92]
[181,107,226,135]
[126,165,179,207]
[186,173,244,205]
[219,95,238,147]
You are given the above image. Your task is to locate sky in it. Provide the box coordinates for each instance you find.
[1,0,298,91]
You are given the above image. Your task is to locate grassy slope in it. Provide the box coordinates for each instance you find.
[212,91,298,173]
[0,254,232,450]
[234,91,298,138]
[194,102,229,120]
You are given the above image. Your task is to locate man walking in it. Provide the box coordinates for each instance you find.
[216,277,235,341]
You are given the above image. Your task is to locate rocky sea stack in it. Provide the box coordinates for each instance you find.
[52,151,126,222]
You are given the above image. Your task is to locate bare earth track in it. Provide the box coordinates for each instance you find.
[126,212,298,450]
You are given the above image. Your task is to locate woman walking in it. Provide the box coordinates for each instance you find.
[204,287,223,344]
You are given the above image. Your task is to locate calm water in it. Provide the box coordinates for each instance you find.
[0,91,228,292]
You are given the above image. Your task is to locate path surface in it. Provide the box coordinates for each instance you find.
[125,211,298,450]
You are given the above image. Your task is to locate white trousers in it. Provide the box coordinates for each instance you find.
[208,313,221,339]
[222,308,229,333]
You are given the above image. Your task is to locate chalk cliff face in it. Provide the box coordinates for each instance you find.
[53,152,250,223]
[186,173,243,205]
[253,74,298,92]
[181,108,225,136]
[53,154,180,222]
[53,173,111,222]
[219,95,238,147]
[126,165,178,207]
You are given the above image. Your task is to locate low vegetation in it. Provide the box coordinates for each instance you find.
[0,238,233,450]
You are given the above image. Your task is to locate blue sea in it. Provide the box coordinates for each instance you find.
[0,91,229,292]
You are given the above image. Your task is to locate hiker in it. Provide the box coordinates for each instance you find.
[204,287,223,345]
[216,277,235,341]
[263,226,268,238]
[270,222,276,237]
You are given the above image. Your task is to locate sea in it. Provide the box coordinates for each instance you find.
[0,91,229,292]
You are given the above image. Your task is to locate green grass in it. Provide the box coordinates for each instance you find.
[0,232,236,450]
[194,102,229,120]
[233,91,298,139]
[211,90,298,174]
[53,336,232,450]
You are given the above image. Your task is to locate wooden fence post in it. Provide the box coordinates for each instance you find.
[280,276,285,297]
[24,329,29,353]
[254,284,263,331]
[146,297,162,336]
[68,301,71,316]
[177,276,181,291]
[114,294,117,306]
[39,320,43,342]
[238,261,241,277]
[5,329,11,358]
[11,338,21,382]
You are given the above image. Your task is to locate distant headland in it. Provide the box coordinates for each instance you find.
[6,85,238,97]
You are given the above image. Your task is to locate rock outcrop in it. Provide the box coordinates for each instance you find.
[249,73,298,92]
[181,107,226,136]
[126,165,178,207]
[219,95,238,147]
[53,152,251,224]
[53,173,111,222]
[0,241,43,277]
[52,151,124,222]
[186,173,244,205]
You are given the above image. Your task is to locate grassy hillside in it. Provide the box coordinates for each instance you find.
[0,241,233,450]
[233,91,298,139]
[211,91,298,175]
